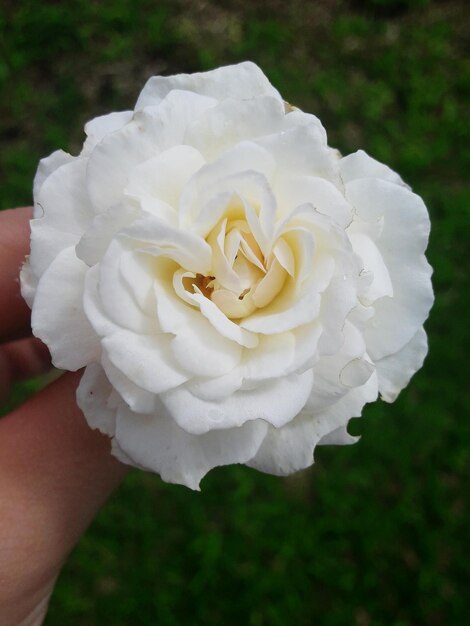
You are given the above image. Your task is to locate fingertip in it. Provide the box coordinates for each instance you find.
[0,207,34,342]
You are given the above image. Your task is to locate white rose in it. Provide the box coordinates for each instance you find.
[21,62,433,489]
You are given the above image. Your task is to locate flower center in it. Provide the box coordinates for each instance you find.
[180,214,290,321]
[192,273,215,299]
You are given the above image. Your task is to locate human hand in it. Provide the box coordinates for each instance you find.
[0,208,128,626]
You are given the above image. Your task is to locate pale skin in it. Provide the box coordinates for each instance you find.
[0,208,128,626]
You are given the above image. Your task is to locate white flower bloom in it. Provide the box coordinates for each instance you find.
[22,62,434,489]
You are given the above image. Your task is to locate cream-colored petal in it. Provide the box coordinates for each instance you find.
[190,289,258,348]
[241,278,321,334]
[251,257,287,308]
[211,288,257,319]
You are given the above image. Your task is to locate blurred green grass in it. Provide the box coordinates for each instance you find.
[1,0,469,624]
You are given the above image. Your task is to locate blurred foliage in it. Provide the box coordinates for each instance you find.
[0,0,469,624]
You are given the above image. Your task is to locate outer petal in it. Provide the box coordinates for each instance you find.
[33,149,75,203]
[82,110,133,155]
[87,91,216,212]
[185,96,286,160]
[247,373,377,475]
[86,117,156,212]
[102,329,189,394]
[255,125,340,186]
[20,261,38,308]
[283,109,327,144]
[31,247,100,370]
[340,150,408,188]
[348,231,393,304]
[308,321,372,414]
[160,369,314,435]
[317,425,358,446]
[76,363,117,436]
[115,404,268,490]
[135,61,282,109]
[30,158,95,277]
[101,352,157,414]
[376,327,428,402]
[345,178,433,359]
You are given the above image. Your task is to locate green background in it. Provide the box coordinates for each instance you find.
[1,0,469,624]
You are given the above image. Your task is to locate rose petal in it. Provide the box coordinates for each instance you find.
[340,149,408,187]
[240,278,321,334]
[125,144,206,208]
[189,289,259,348]
[376,326,428,402]
[76,203,139,266]
[82,110,133,156]
[32,247,100,370]
[135,61,282,109]
[317,425,358,446]
[179,142,276,236]
[345,178,433,359]
[98,239,157,334]
[275,174,352,228]
[76,363,117,436]
[115,403,268,490]
[347,231,393,305]
[101,352,157,414]
[31,158,94,277]
[121,214,212,275]
[20,261,38,308]
[102,329,189,395]
[242,332,295,381]
[256,124,340,185]
[170,314,242,377]
[160,369,314,435]
[87,91,216,212]
[308,321,370,413]
[248,373,377,475]
[186,95,286,160]
[33,149,75,202]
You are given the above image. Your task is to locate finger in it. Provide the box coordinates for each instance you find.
[0,207,34,342]
[0,372,128,620]
[0,336,52,404]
